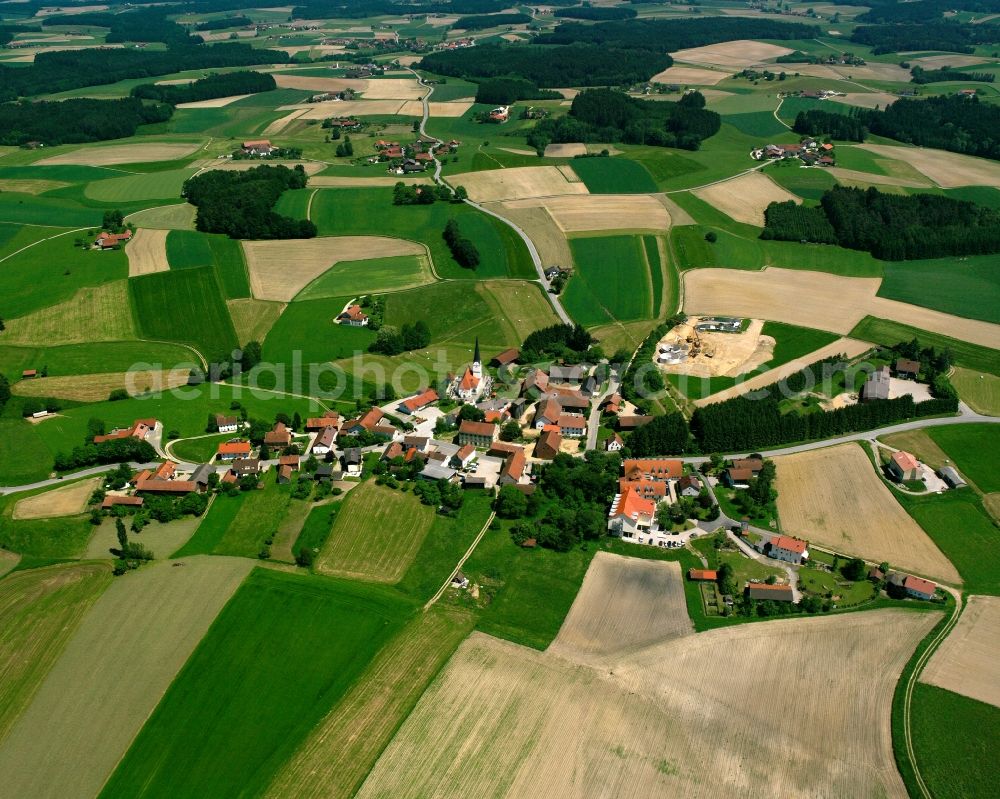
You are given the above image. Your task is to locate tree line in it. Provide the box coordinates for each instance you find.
[553,6,636,20]
[443,219,480,268]
[42,7,200,48]
[451,12,532,29]
[0,97,172,146]
[182,164,317,239]
[762,185,1000,260]
[855,0,997,25]
[196,15,253,30]
[473,77,561,105]
[53,437,158,473]
[851,20,999,54]
[910,65,994,84]
[369,320,431,355]
[527,88,720,153]
[132,70,276,104]
[792,109,868,141]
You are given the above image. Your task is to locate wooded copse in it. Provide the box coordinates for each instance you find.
[451,12,532,29]
[527,89,720,153]
[792,109,868,142]
[762,186,1000,260]
[910,65,995,84]
[182,164,317,240]
[851,20,999,53]
[0,97,172,146]
[443,219,480,268]
[132,71,276,104]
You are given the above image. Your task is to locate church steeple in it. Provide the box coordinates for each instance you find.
[472,337,482,378]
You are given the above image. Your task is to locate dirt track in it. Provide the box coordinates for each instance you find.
[357,610,937,798]
[921,594,1000,708]
[774,444,961,583]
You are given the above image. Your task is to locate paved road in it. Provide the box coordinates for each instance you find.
[0,462,164,496]
[586,363,621,451]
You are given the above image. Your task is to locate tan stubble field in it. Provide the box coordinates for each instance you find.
[921,594,1000,708]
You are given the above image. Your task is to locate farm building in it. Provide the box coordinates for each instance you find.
[522,368,550,397]
[398,388,439,415]
[938,466,967,489]
[95,229,132,250]
[306,412,340,431]
[264,422,291,447]
[20,369,36,379]
[101,495,144,510]
[617,415,653,431]
[337,304,369,327]
[497,448,527,487]
[689,568,718,581]
[723,457,764,489]
[695,317,742,333]
[217,440,252,461]
[94,417,156,444]
[549,364,586,385]
[766,535,809,565]
[215,415,238,433]
[242,139,276,156]
[624,458,683,482]
[863,366,891,402]
[534,427,562,460]
[557,415,587,437]
[230,458,261,478]
[534,397,561,429]
[746,582,795,602]
[451,444,476,470]
[888,450,921,482]
[342,448,363,476]
[457,420,497,448]
[895,358,920,380]
[677,475,701,498]
[311,426,337,456]
[420,462,457,482]
[605,433,624,452]
[903,575,937,601]
[491,348,520,367]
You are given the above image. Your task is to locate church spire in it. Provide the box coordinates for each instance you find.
[472,337,482,379]
[473,337,481,366]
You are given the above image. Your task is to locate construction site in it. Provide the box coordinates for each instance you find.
[655,316,776,379]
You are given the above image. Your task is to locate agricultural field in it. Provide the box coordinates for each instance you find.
[950,367,1000,416]
[11,477,99,520]
[11,367,189,402]
[450,165,588,202]
[850,316,1000,376]
[921,595,1000,709]
[36,142,200,166]
[692,171,799,227]
[568,156,659,194]
[504,193,669,232]
[879,255,1000,325]
[564,235,654,327]
[126,228,170,277]
[773,444,961,583]
[315,482,436,582]
[859,144,1000,189]
[358,610,936,798]
[100,569,410,799]
[0,557,253,799]
[1,281,135,346]
[925,424,1000,493]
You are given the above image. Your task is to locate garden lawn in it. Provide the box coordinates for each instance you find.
[902,491,1000,594]
[129,266,238,360]
[564,235,651,327]
[910,684,1000,799]
[316,482,435,582]
[879,255,1000,325]
[926,424,1000,493]
[569,156,658,194]
[98,569,410,799]
[168,433,239,464]
[309,187,534,280]
[850,316,1000,376]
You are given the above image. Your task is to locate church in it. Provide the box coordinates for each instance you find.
[453,339,488,402]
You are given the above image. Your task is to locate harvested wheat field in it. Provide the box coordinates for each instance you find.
[908,54,991,69]
[683,267,1000,347]
[671,40,793,68]
[774,444,960,582]
[398,100,472,117]
[263,108,307,134]
[228,298,285,345]
[829,92,899,110]
[176,93,252,108]
[508,193,670,232]
[0,556,253,799]
[921,594,1000,709]
[2,281,134,345]
[548,553,691,664]
[195,158,326,175]
[125,202,196,230]
[12,478,99,520]
[0,178,68,194]
[693,171,799,226]
[243,236,425,302]
[273,74,367,93]
[544,142,587,157]
[290,99,410,119]
[358,609,937,799]
[0,563,112,743]
[13,368,189,402]
[485,200,572,267]
[452,165,588,202]
[651,65,732,84]
[696,336,872,406]
[36,141,198,166]
[310,174,432,187]
[859,143,1000,188]
[359,77,424,100]
[126,227,169,277]
[265,607,474,799]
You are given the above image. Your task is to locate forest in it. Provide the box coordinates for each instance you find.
[854,0,998,24]
[419,43,669,87]
[0,43,287,101]
[553,6,637,19]
[851,21,999,53]
[910,65,994,84]
[451,12,532,29]
[473,76,561,104]
[182,165,317,239]
[690,357,957,453]
[527,89,720,152]
[0,97,172,146]
[863,94,1000,160]
[536,16,820,50]
[132,71,276,104]
[762,186,1000,260]
[195,15,253,30]
[792,109,868,141]
[42,7,200,47]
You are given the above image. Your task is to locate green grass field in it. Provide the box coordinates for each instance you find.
[879,255,1000,324]
[850,316,1000,376]
[0,488,95,558]
[724,110,790,138]
[910,683,1000,799]
[295,254,433,300]
[667,321,840,399]
[165,231,250,299]
[309,187,534,280]
[0,418,52,485]
[129,266,238,360]
[950,367,1000,416]
[644,235,665,317]
[564,235,651,327]
[84,168,197,203]
[171,493,245,558]
[901,491,1000,595]
[569,156,659,193]
[925,424,1000,493]
[213,475,292,558]
[765,161,839,200]
[292,502,340,559]
[99,568,410,799]
[316,482,436,582]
